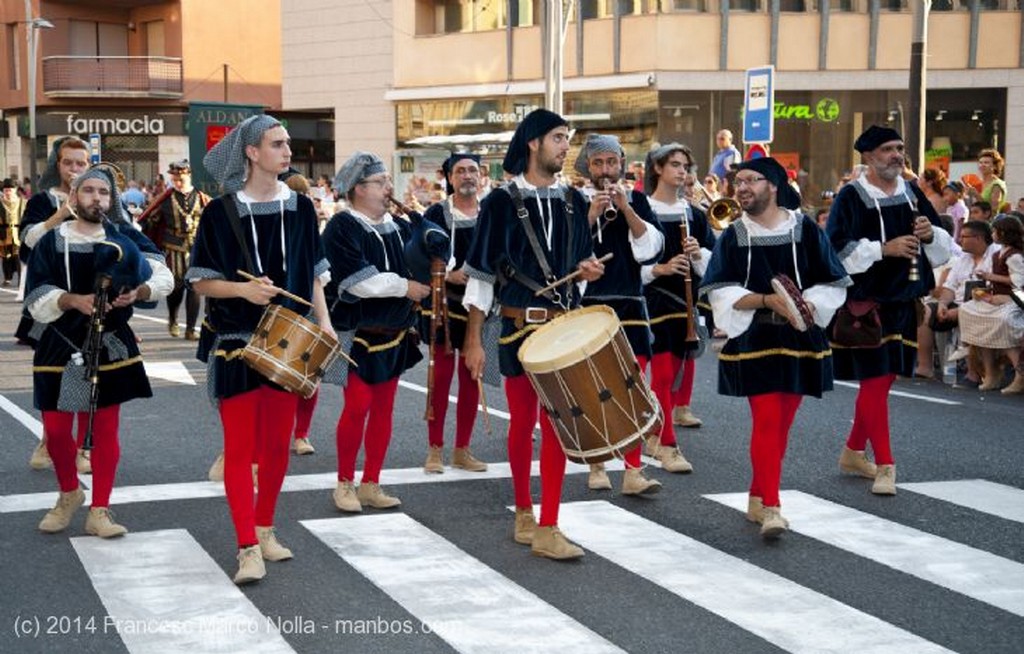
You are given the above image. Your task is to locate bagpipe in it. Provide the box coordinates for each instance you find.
[392,194,452,421]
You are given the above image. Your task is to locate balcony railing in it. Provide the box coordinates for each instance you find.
[42,56,183,98]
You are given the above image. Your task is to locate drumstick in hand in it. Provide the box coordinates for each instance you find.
[533,253,614,297]
[477,378,494,438]
[236,270,313,307]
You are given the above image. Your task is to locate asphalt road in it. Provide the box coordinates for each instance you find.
[1,286,1022,654]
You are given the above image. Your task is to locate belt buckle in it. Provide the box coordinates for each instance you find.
[524,307,547,324]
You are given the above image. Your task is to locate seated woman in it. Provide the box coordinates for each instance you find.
[957,214,1024,393]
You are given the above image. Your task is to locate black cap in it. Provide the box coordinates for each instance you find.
[502,109,568,175]
[854,125,902,153]
[442,153,481,194]
[734,157,802,210]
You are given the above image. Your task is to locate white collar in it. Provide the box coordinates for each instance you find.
[855,174,907,199]
[237,180,290,204]
[513,174,563,192]
[740,209,799,235]
[350,207,393,226]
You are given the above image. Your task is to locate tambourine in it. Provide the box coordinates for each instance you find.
[770,274,814,333]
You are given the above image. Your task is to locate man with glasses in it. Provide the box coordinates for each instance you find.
[701,157,850,539]
[825,126,951,496]
[322,152,430,514]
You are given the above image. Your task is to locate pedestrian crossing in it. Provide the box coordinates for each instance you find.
[25,477,1023,654]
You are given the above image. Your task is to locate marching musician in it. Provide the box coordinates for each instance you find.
[26,164,172,539]
[1,178,24,286]
[826,126,951,496]
[700,157,850,539]
[420,152,488,474]
[462,109,604,561]
[641,143,716,473]
[575,134,664,495]
[139,159,210,340]
[188,114,333,584]
[322,152,429,513]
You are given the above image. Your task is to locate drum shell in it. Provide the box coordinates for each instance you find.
[519,306,662,464]
[242,305,340,399]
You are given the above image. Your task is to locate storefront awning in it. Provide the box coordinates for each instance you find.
[404,131,516,147]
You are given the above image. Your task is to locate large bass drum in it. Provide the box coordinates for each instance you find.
[518,305,662,464]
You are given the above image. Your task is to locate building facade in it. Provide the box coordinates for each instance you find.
[283,0,1023,205]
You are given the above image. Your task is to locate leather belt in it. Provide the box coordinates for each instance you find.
[499,306,566,329]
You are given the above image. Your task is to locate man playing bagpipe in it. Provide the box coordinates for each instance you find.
[25,163,173,538]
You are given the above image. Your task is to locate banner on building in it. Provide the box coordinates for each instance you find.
[187,102,263,195]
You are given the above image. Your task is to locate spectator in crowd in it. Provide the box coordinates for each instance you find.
[969,200,994,223]
[956,215,1024,392]
[815,207,830,230]
[919,168,948,215]
[709,129,742,180]
[702,173,721,202]
[942,181,969,241]
[919,220,997,382]
[121,180,147,214]
[967,148,1007,213]
[1016,197,1024,213]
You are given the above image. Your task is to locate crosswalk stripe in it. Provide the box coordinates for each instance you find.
[71,529,294,653]
[0,459,626,514]
[555,501,953,654]
[302,514,624,654]
[707,490,1024,618]
[899,479,1024,524]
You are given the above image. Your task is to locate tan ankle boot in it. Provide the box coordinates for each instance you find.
[839,447,877,479]
[424,445,444,474]
[452,447,487,472]
[514,508,537,545]
[621,468,662,496]
[233,545,266,585]
[357,482,401,509]
[746,496,763,523]
[588,463,612,490]
[872,464,897,495]
[672,405,703,428]
[657,447,694,474]
[76,448,92,475]
[38,488,85,533]
[84,507,128,538]
[292,437,315,455]
[760,506,789,539]
[29,440,52,470]
[643,434,660,458]
[531,526,584,560]
[256,526,293,561]
[208,452,225,482]
[1001,373,1024,395]
[333,481,362,513]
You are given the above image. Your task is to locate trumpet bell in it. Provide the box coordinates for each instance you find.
[707,198,741,231]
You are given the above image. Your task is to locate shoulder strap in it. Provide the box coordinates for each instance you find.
[221,194,256,275]
[506,182,562,305]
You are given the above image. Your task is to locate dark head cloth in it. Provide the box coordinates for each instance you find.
[734,157,802,211]
[168,159,191,174]
[2,178,16,189]
[502,109,568,175]
[854,125,902,153]
[334,151,387,195]
[442,152,481,194]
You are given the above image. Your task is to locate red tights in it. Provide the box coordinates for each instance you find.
[294,389,319,440]
[650,352,695,446]
[747,393,802,508]
[336,374,400,484]
[505,375,567,526]
[427,350,480,449]
[845,374,896,466]
[219,386,298,548]
[43,406,120,507]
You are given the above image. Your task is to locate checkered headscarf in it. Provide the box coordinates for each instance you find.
[202,114,281,194]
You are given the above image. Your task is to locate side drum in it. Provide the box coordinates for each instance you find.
[518,305,662,464]
[242,304,341,399]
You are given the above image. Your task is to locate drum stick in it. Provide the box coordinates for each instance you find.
[533,253,614,297]
[477,378,494,438]
[236,270,314,307]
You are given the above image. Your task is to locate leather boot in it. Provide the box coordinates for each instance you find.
[672,405,703,428]
[838,447,877,479]
[424,445,444,474]
[643,434,660,458]
[333,481,362,513]
[84,507,128,538]
[760,506,789,539]
[233,545,266,585]
[514,508,537,545]
[29,440,52,470]
[746,495,763,523]
[256,526,293,561]
[872,464,897,495]
[621,468,662,496]
[357,482,402,509]
[588,463,612,490]
[657,447,694,473]
[38,488,85,533]
[76,448,92,475]
[1001,373,1024,395]
[208,452,225,482]
[293,437,315,455]
[531,526,584,560]
[452,447,488,472]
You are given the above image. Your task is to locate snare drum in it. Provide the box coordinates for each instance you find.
[242,304,341,399]
[518,305,662,464]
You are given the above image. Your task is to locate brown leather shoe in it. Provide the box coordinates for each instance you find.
[514,508,537,545]
[84,507,128,538]
[672,405,703,428]
[256,526,294,561]
[872,464,897,495]
[839,447,877,479]
[424,445,444,474]
[76,449,92,475]
[357,482,402,509]
[293,437,315,455]
[208,452,225,482]
[621,468,662,496]
[588,463,612,490]
[29,440,52,470]
[452,447,487,472]
[746,495,763,523]
[38,488,85,533]
[760,506,789,540]
[531,526,584,560]
[233,545,266,585]
[657,447,694,474]
[333,481,362,513]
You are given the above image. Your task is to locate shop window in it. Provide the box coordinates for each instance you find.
[660,0,708,11]
[826,0,856,10]
[580,0,612,18]
[729,0,763,11]
[780,0,809,10]
[880,0,908,11]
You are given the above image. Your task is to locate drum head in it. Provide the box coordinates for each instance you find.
[518,305,620,373]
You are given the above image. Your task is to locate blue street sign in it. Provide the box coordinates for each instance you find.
[743,66,775,145]
[89,133,101,164]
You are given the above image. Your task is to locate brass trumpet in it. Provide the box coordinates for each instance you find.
[707,197,741,231]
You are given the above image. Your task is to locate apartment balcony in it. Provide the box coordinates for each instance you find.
[42,56,183,99]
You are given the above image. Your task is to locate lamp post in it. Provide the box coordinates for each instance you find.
[25,0,54,183]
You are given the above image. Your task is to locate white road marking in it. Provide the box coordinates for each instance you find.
[707,490,1024,617]
[900,479,1024,524]
[143,360,197,385]
[303,514,624,654]
[553,500,952,654]
[833,380,962,406]
[0,393,90,490]
[71,529,294,653]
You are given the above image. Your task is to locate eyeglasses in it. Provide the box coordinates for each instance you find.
[359,177,391,187]
[734,176,768,188]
